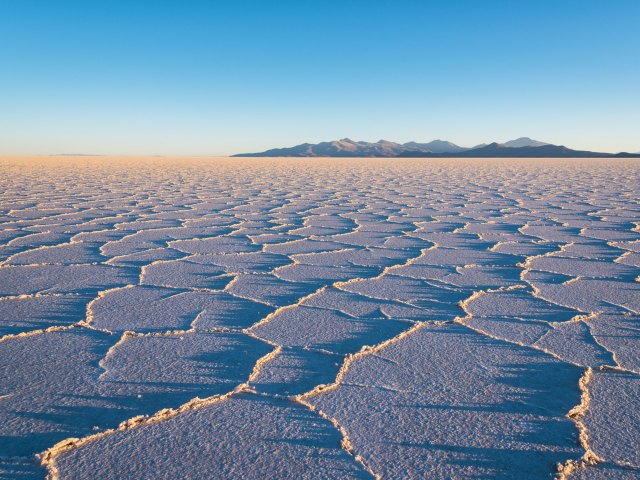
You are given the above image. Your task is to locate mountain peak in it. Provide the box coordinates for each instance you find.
[232,138,640,158]
[501,137,549,148]
[402,139,466,154]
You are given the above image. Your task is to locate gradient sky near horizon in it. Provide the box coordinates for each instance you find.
[1,0,639,155]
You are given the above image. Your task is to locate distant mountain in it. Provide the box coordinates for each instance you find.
[500,137,549,148]
[234,138,407,157]
[234,138,468,157]
[399,143,640,158]
[402,140,466,153]
[233,138,640,158]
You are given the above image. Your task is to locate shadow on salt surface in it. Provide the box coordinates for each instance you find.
[0,458,44,479]
[141,259,233,290]
[0,329,271,473]
[99,332,273,397]
[89,285,275,333]
[186,252,291,273]
[584,370,640,467]
[251,306,411,355]
[398,360,573,416]
[226,273,318,307]
[274,263,382,284]
[4,242,108,266]
[571,462,640,480]
[251,347,343,396]
[308,324,583,479]
[586,313,640,372]
[0,264,138,297]
[341,274,468,307]
[53,394,372,480]
[439,266,523,289]
[525,270,640,313]
[191,293,275,330]
[465,288,577,323]
[106,247,187,267]
[0,294,92,336]
[0,232,74,262]
[90,285,209,333]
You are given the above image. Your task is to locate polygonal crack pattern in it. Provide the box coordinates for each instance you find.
[0,157,638,479]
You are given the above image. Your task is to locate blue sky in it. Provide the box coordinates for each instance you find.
[1,0,638,155]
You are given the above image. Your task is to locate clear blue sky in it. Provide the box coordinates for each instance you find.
[1,0,638,155]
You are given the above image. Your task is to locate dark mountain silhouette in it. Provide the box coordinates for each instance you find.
[234,138,466,157]
[234,138,406,157]
[233,138,640,158]
[402,140,467,153]
[398,143,640,158]
[500,137,549,148]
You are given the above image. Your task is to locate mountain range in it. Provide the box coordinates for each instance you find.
[233,137,640,158]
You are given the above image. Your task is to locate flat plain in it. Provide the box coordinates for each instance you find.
[0,156,639,479]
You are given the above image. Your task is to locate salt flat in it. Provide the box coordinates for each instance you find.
[0,156,638,479]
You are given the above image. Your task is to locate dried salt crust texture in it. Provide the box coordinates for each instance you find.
[0,157,638,479]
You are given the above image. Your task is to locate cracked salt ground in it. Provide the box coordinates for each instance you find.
[140,259,232,290]
[0,294,92,337]
[50,394,371,480]
[304,323,584,479]
[0,264,138,297]
[0,157,639,479]
[0,329,271,467]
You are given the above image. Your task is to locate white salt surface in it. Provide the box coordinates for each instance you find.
[0,157,638,479]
